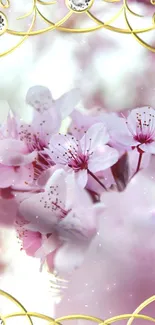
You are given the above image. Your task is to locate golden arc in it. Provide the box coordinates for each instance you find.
[0,289,155,324]
[0,0,155,55]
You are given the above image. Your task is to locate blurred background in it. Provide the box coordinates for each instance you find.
[0,0,155,322]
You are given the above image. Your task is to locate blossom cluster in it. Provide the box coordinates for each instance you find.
[1,85,155,276]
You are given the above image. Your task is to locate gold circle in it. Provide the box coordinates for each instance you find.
[65,0,94,13]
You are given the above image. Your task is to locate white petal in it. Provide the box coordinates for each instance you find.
[53,88,81,120]
[88,146,119,173]
[75,169,88,188]
[80,123,109,154]
[26,85,53,113]
[65,171,91,210]
[140,143,155,154]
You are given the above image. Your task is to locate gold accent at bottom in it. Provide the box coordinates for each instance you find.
[0,290,155,324]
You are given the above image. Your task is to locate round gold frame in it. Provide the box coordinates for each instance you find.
[0,0,155,56]
[0,289,155,324]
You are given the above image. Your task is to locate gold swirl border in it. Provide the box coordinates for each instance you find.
[0,0,155,55]
[0,289,155,324]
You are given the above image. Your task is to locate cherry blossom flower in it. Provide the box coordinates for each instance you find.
[113,106,155,153]
[19,169,104,273]
[69,110,99,139]
[47,123,119,187]
[18,86,80,179]
[69,110,127,154]
[0,86,80,188]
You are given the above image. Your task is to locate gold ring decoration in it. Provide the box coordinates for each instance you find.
[1,0,155,56]
[0,289,155,324]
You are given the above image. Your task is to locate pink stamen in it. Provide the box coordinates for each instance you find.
[127,108,155,146]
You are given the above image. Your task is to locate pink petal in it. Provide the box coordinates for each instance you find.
[33,110,61,138]
[53,88,80,120]
[2,151,37,167]
[54,242,86,274]
[37,166,57,187]
[11,165,34,187]
[0,138,27,154]
[115,134,139,147]
[100,113,126,133]
[80,123,109,153]
[107,117,137,148]
[127,106,155,136]
[0,166,17,188]
[26,85,53,113]
[35,234,60,258]
[0,197,17,225]
[45,168,67,203]
[69,110,98,139]
[22,231,42,256]
[19,169,67,233]
[20,195,57,233]
[65,172,92,210]
[88,146,119,173]
[0,139,37,166]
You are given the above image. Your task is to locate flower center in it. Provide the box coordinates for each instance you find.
[68,152,89,171]
[19,125,48,152]
[134,133,153,144]
[51,201,69,219]
[127,108,155,146]
[33,152,54,180]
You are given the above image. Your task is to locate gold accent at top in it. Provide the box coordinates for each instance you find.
[0,0,10,9]
[0,0,155,56]
[0,289,155,324]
